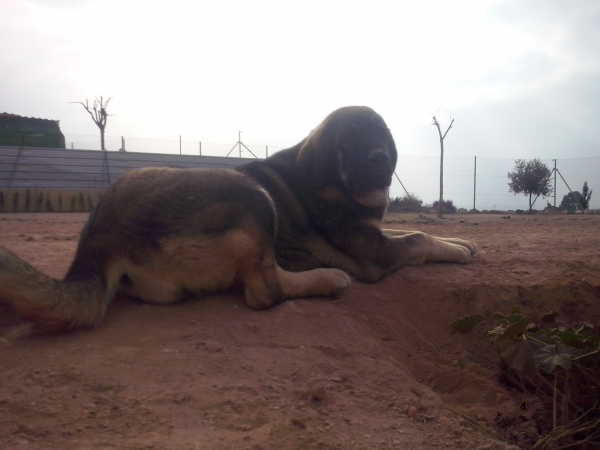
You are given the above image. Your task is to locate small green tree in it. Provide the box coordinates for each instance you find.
[388,192,423,212]
[432,199,457,214]
[560,192,583,213]
[507,158,553,211]
[559,181,592,212]
[581,180,592,209]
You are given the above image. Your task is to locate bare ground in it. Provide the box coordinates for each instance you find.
[1,212,599,450]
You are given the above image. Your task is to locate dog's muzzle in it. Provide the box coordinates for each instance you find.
[367,150,391,170]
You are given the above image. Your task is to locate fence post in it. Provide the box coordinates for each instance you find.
[7,147,23,193]
[179,135,182,155]
[103,147,111,188]
[473,156,477,211]
[553,159,557,206]
[199,141,202,155]
[266,145,268,158]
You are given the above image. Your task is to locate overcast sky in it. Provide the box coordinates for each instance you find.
[2,0,600,208]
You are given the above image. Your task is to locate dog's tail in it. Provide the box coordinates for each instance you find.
[0,247,109,333]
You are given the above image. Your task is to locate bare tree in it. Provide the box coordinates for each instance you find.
[71,96,113,151]
[432,114,454,218]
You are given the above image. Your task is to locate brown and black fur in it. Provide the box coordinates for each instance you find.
[237,105,477,282]
[0,106,476,333]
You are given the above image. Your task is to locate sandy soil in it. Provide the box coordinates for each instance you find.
[1,212,599,450]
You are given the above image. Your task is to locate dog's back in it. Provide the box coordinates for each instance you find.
[0,167,283,332]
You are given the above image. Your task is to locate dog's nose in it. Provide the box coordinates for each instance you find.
[367,150,390,168]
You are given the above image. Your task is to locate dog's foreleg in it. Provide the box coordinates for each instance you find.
[388,231,474,265]
[276,267,351,300]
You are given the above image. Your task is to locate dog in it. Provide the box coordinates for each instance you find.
[0,106,477,332]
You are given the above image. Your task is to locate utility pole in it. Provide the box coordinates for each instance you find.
[473,156,477,211]
[226,131,258,158]
[553,159,557,206]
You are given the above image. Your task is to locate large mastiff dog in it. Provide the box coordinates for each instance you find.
[0,106,477,332]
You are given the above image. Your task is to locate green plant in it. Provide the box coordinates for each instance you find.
[432,199,457,214]
[12,191,19,212]
[559,182,593,213]
[36,192,43,212]
[507,158,553,211]
[450,307,600,449]
[388,193,423,212]
[25,189,31,212]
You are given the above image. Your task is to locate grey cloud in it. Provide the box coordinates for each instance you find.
[452,71,600,159]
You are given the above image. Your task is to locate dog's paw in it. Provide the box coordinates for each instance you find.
[458,239,478,255]
[330,268,352,292]
[314,268,351,296]
[439,237,478,255]
[455,244,473,263]
[278,267,351,300]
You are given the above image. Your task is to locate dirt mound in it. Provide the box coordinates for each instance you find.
[1,212,599,449]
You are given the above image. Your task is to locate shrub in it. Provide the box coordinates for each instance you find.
[388,193,423,212]
[432,199,457,214]
[451,307,600,449]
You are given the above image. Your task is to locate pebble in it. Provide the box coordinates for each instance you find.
[301,380,327,402]
[204,341,223,353]
[406,406,419,418]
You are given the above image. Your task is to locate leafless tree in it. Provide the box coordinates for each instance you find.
[432,114,454,218]
[71,96,113,151]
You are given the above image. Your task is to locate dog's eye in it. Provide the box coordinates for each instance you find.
[367,150,390,168]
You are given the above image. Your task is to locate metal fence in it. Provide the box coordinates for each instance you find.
[1,145,599,212]
[393,156,600,212]
[0,146,257,190]
[64,135,286,159]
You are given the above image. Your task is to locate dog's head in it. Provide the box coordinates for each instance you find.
[297,106,397,208]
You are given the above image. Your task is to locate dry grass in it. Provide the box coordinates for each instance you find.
[0,189,104,213]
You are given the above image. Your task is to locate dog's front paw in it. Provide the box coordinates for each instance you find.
[459,239,478,255]
[439,237,478,256]
[278,267,351,300]
[330,268,352,292]
[309,268,351,296]
[455,244,473,263]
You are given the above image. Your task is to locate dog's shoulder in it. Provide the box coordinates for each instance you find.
[237,147,300,185]
[236,146,312,210]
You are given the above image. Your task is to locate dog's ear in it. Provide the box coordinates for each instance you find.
[296,120,333,188]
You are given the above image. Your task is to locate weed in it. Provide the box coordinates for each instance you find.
[0,189,104,212]
[36,192,43,212]
[25,189,31,212]
[12,191,19,212]
[451,307,600,449]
